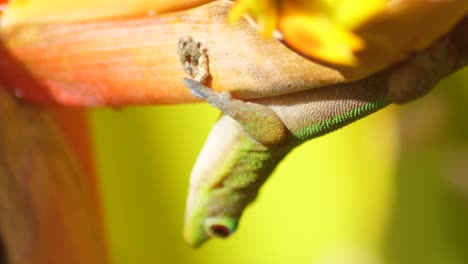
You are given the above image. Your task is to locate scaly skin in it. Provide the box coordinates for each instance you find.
[182,26,468,247]
[183,115,294,247]
[183,70,389,247]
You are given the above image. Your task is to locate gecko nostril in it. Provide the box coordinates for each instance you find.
[210,225,230,238]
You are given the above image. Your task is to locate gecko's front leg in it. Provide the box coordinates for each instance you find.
[184,78,288,146]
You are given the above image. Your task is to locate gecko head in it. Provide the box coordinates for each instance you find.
[183,185,246,247]
[183,115,259,248]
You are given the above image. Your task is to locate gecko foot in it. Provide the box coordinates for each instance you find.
[183,78,227,108]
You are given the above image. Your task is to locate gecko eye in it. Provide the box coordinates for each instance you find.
[205,217,238,239]
[210,225,230,238]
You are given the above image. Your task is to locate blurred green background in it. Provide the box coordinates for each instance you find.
[90,68,468,264]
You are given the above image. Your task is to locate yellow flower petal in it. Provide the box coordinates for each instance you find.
[280,13,364,65]
[229,0,386,65]
[229,0,278,37]
[333,0,386,28]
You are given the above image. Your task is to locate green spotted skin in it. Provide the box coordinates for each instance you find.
[262,70,391,141]
[183,70,392,247]
[294,98,389,140]
[183,115,295,247]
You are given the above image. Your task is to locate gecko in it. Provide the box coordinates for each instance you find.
[180,34,467,247]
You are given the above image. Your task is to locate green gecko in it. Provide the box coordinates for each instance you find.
[181,34,467,247]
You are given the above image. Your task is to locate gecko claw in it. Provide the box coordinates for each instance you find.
[183,78,225,108]
[183,78,209,100]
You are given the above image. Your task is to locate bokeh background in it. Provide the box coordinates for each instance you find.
[90,67,468,263]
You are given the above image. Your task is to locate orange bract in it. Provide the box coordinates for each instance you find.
[0,1,466,107]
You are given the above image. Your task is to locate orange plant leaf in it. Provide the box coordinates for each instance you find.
[0,1,466,107]
[0,1,347,106]
[0,87,108,264]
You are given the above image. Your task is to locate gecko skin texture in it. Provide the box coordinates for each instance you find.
[182,33,467,247]
[182,71,390,247]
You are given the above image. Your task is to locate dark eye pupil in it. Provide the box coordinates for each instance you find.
[211,225,230,237]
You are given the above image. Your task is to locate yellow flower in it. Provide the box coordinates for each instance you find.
[229,0,279,37]
[229,0,386,66]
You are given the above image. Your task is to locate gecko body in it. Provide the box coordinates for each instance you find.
[182,70,390,247]
[181,34,466,247]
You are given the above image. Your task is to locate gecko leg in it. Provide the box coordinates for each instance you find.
[184,78,288,146]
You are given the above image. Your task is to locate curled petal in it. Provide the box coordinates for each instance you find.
[280,13,365,65]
